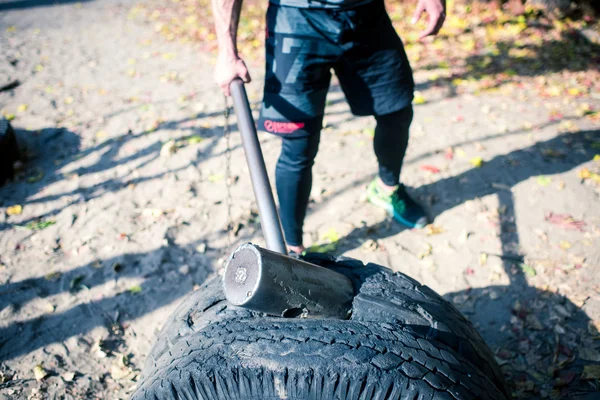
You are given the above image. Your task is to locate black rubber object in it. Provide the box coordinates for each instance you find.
[132,254,510,400]
[0,118,20,186]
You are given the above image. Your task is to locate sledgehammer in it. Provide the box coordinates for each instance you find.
[224,80,354,319]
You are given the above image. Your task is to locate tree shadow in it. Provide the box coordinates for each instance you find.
[0,231,223,361]
[328,129,599,397]
[333,128,596,251]
[0,111,248,233]
[414,27,600,100]
[0,0,93,11]
[0,0,94,12]
[0,115,255,364]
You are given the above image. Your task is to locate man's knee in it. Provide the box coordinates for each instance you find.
[277,135,320,172]
[374,105,414,128]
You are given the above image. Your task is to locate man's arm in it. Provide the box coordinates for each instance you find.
[412,0,446,40]
[211,0,250,96]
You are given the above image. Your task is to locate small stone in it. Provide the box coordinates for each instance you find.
[160,140,177,157]
[62,371,76,382]
[196,242,207,254]
[178,265,190,275]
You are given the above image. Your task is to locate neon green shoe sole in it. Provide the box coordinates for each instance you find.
[366,180,427,229]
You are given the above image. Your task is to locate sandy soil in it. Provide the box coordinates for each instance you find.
[0,0,599,398]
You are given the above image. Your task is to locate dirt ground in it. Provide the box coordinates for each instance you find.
[1,0,599,399]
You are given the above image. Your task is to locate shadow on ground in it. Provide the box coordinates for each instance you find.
[328,128,599,397]
[413,27,600,97]
[0,0,94,12]
[0,234,216,362]
[0,111,245,233]
[0,118,242,362]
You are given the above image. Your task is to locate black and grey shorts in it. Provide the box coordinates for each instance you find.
[258,0,415,138]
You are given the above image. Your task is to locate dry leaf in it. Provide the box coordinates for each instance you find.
[479,252,488,266]
[470,157,484,167]
[520,263,536,277]
[579,348,600,362]
[187,135,204,144]
[581,365,600,380]
[413,91,426,105]
[559,241,572,250]
[420,165,441,174]
[545,212,586,231]
[128,285,142,294]
[537,175,552,186]
[455,148,467,158]
[110,364,133,380]
[6,205,22,215]
[578,167,591,179]
[33,364,48,381]
[526,314,544,330]
[208,174,224,183]
[425,224,444,236]
[418,243,432,259]
[362,239,379,251]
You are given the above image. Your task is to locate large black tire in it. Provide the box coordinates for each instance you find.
[132,254,509,399]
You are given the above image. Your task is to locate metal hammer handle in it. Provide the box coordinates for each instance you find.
[229,79,287,255]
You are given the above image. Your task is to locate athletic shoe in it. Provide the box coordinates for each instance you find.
[366,180,427,229]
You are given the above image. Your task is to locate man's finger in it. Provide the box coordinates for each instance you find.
[419,12,441,39]
[221,83,231,97]
[411,1,425,24]
[235,60,251,83]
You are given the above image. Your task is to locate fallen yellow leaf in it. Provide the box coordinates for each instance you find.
[559,241,571,250]
[17,104,28,113]
[455,148,467,158]
[470,157,484,168]
[413,91,426,105]
[578,168,591,179]
[418,243,433,259]
[321,228,339,243]
[208,174,224,183]
[425,224,445,236]
[479,252,488,266]
[6,205,22,215]
[33,364,48,381]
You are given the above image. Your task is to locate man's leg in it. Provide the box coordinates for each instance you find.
[257,5,338,251]
[373,106,413,187]
[367,105,427,228]
[275,132,321,252]
[332,1,427,228]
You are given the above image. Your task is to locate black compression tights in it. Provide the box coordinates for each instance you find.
[275,105,413,246]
